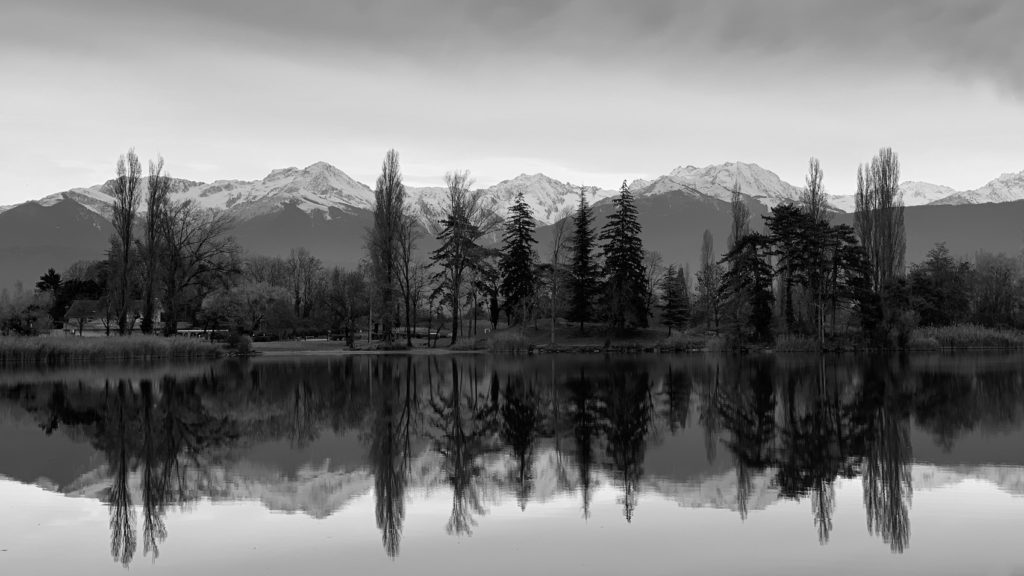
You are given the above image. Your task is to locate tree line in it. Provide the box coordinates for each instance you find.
[5,146,1024,345]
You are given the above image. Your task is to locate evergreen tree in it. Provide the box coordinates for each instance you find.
[599,181,649,329]
[659,265,690,335]
[499,191,537,324]
[568,189,598,331]
[720,233,775,343]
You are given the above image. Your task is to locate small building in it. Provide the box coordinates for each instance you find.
[64,299,162,336]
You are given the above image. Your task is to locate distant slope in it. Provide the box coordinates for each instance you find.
[0,199,111,292]
[834,201,1024,265]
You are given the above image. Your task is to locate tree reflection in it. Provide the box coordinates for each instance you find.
[429,358,498,535]
[859,363,913,554]
[568,369,600,519]
[603,369,653,522]
[370,359,411,558]
[106,380,137,567]
[6,354,1024,562]
[501,375,540,509]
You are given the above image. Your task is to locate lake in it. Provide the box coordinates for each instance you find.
[1,353,1024,575]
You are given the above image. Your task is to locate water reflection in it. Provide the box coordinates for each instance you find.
[1,353,1024,566]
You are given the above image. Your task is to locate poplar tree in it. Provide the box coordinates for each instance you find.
[110,148,142,335]
[368,149,406,345]
[568,189,598,331]
[599,181,648,329]
[499,191,538,324]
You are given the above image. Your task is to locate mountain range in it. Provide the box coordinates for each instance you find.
[3,160,1024,291]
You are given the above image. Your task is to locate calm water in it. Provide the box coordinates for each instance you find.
[2,354,1024,575]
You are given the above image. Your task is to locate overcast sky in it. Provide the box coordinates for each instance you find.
[3,0,1024,203]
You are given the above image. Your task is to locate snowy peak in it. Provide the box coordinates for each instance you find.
[406,173,616,228]
[829,181,958,213]
[634,161,803,207]
[931,170,1024,206]
[25,162,375,221]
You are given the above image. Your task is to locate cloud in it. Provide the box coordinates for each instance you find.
[6,0,1024,96]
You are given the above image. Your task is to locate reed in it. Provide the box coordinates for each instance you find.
[0,335,224,366]
[486,331,531,353]
[911,325,1024,350]
[773,335,821,352]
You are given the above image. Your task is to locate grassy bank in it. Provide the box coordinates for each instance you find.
[0,335,224,366]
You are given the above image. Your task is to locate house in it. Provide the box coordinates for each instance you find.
[64,299,162,336]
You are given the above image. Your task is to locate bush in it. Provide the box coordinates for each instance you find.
[236,334,253,355]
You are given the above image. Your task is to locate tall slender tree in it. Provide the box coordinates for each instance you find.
[696,230,723,332]
[140,157,171,334]
[855,147,905,292]
[368,149,407,345]
[568,189,598,331]
[110,148,142,334]
[499,191,538,325]
[599,181,649,329]
[727,181,750,252]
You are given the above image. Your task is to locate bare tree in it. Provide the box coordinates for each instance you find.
[110,148,142,334]
[397,213,422,347]
[727,181,750,252]
[855,147,905,292]
[160,199,239,335]
[696,230,723,332]
[139,156,171,334]
[287,247,323,319]
[642,250,665,324]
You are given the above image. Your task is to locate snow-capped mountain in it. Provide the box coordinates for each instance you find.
[632,162,804,207]
[409,173,615,228]
[829,181,958,213]
[23,162,375,221]
[930,170,1024,206]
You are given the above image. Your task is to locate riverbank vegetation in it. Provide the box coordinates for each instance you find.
[3,147,1024,354]
[0,335,223,366]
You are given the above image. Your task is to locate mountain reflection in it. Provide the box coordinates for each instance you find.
[2,353,1024,564]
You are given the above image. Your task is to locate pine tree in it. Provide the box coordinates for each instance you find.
[720,232,775,343]
[568,189,598,331]
[600,181,649,329]
[499,191,537,324]
[659,265,690,335]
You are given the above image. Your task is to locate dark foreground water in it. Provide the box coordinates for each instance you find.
[2,354,1024,575]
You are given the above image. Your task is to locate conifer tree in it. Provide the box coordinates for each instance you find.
[499,191,538,324]
[659,265,690,335]
[568,189,598,331]
[720,233,775,343]
[599,181,649,329]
